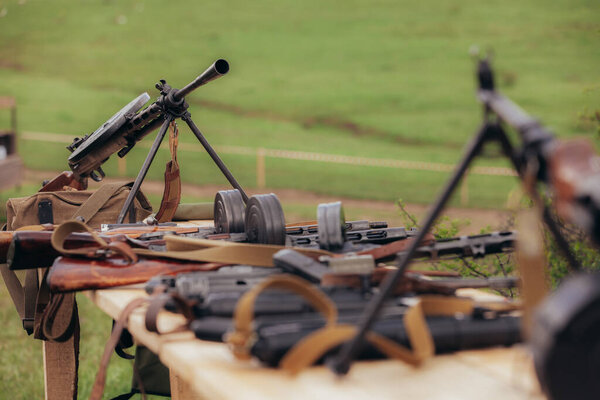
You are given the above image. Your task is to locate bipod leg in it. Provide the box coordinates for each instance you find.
[117,115,173,224]
[182,114,249,203]
[329,122,495,375]
[494,130,581,272]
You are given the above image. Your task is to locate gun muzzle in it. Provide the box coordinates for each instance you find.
[174,59,229,101]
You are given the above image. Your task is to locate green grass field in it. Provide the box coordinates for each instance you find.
[0,0,599,398]
[0,0,598,208]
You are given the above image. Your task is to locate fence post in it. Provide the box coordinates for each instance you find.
[256,147,266,188]
[460,169,469,207]
[118,157,127,176]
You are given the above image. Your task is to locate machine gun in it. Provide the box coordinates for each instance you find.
[42,59,249,224]
[329,55,600,376]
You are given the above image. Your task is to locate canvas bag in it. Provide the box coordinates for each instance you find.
[1,181,153,339]
[5,181,153,229]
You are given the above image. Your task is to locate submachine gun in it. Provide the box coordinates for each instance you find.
[47,59,248,223]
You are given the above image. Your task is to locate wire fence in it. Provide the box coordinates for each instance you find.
[20,131,518,205]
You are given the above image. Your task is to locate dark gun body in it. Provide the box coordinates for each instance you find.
[478,75,600,245]
[164,273,520,365]
[287,226,418,248]
[191,312,522,366]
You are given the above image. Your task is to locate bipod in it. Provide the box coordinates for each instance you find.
[117,59,248,223]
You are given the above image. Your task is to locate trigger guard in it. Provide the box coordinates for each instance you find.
[90,168,105,182]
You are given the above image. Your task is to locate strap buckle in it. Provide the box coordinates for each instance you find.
[224,330,257,360]
[22,317,34,334]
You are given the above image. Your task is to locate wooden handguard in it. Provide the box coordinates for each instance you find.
[46,256,224,292]
[549,139,600,236]
[39,171,87,192]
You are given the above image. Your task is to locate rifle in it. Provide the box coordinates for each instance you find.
[274,231,516,284]
[6,224,217,270]
[44,228,514,293]
[6,218,411,270]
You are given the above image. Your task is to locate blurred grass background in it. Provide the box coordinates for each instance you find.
[0,0,599,208]
[0,0,599,398]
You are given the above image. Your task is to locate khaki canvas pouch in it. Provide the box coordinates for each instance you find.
[5,182,153,230]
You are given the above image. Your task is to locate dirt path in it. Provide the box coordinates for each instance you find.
[25,170,512,233]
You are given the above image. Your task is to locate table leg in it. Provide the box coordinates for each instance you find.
[40,268,79,400]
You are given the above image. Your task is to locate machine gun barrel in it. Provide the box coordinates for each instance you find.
[66,59,230,181]
[478,90,554,157]
[173,59,229,101]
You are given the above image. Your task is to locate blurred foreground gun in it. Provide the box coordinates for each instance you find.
[477,62,600,245]
[331,55,599,375]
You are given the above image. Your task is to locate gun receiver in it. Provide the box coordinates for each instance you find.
[477,59,600,244]
[66,59,229,183]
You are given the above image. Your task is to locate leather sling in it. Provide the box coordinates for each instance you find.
[155,121,181,222]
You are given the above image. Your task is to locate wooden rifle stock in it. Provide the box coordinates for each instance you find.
[7,231,130,270]
[7,226,201,270]
[39,171,87,192]
[47,256,225,292]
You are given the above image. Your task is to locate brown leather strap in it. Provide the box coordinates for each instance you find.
[51,220,108,255]
[278,298,434,374]
[0,263,26,319]
[39,293,79,342]
[280,295,514,374]
[225,276,514,374]
[90,297,148,400]
[162,235,332,267]
[51,220,138,262]
[226,275,337,360]
[145,292,195,334]
[51,220,331,268]
[280,298,436,373]
[155,121,181,223]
